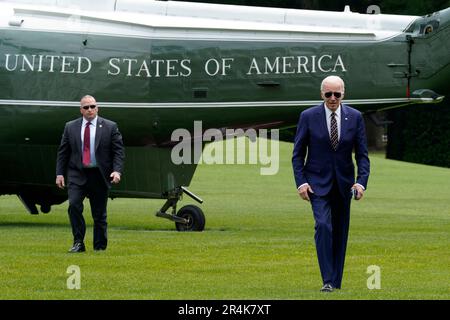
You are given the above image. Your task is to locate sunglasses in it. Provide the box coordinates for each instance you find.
[324,92,342,99]
[82,105,97,110]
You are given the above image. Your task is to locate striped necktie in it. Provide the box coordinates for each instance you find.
[330,112,338,151]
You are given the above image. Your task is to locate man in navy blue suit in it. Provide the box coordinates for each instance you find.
[292,76,370,292]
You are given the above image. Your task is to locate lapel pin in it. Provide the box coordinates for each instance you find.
[99,125,102,128]
[345,118,348,120]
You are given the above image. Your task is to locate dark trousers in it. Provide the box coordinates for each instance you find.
[309,182,352,289]
[68,168,108,249]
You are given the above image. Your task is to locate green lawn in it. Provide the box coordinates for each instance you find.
[0,140,449,299]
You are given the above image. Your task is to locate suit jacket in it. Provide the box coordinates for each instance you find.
[56,116,125,188]
[292,103,370,197]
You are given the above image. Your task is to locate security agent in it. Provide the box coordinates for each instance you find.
[56,95,125,252]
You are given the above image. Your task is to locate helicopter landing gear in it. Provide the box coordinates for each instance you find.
[155,186,205,231]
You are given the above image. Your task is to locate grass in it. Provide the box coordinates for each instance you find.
[0,139,449,299]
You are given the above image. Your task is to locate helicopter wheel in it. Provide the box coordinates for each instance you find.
[175,205,205,232]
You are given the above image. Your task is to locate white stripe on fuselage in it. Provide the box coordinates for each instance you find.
[0,98,433,108]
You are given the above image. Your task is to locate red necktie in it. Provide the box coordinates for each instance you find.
[82,122,91,167]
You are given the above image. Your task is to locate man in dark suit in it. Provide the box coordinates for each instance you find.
[56,95,125,253]
[292,76,370,292]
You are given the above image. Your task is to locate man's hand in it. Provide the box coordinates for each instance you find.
[56,175,65,189]
[352,184,365,200]
[298,183,314,201]
[110,171,121,184]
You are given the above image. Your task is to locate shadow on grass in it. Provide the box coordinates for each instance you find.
[0,221,175,232]
[0,220,233,232]
[111,226,178,232]
[111,226,231,232]
[0,221,68,229]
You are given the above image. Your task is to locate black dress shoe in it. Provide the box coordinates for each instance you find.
[69,242,86,253]
[320,284,334,292]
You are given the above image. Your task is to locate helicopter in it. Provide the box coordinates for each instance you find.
[0,0,447,230]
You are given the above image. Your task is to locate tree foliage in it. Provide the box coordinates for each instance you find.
[386,100,450,168]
